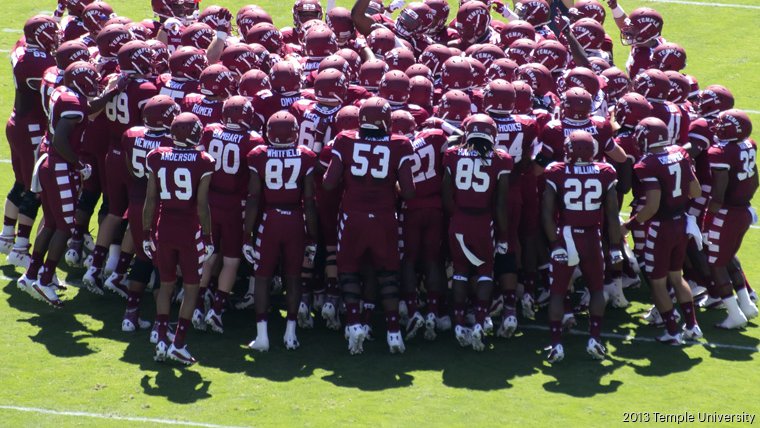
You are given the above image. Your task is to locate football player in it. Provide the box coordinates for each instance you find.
[252,61,305,135]
[704,109,759,328]
[632,69,690,146]
[244,112,318,352]
[607,2,665,77]
[181,64,238,126]
[450,1,501,50]
[2,16,59,267]
[158,46,208,103]
[625,117,703,345]
[144,112,215,365]
[543,130,622,362]
[379,70,430,126]
[442,114,513,351]
[323,97,416,354]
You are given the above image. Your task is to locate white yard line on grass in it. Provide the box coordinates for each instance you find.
[0,405,250,428]
[644,0,760,10]
[521,324,759,352]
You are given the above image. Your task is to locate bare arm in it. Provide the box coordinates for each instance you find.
[51,116,81,165]
[627,188,660,227]
[243,172,262,239]
[561,20,591,68]
[606,0,628,30]
[615,159,632,196]
[143,172,158,236]
[495,173,510,241]
[605,186,622,247]
[442,169,454,216]
[398,160,416,200]
[351,0,377,36]
[541,185,559,244]
[688,176,702,200]
[303,172,319,241]
[197,174,212,237]
[605,142,628,164]
[322,157,343,191]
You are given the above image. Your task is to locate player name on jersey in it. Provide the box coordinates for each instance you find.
[160,150,200,162]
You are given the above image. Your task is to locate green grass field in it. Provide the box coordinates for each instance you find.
[1,1,759,427]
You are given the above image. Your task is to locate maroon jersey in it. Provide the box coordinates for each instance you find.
[199,123,263,207]
[12,45,55,121]
[429,26,458,45]
[62,17,88,42]
[650,100,689,146]
[105,77,159,149]
[442,146,513,212]
[146,146,215,216]
[407,127,448,209]
[708,139,758,207]
[625,37,664,78]
[158,75,200,104]
[40,66,63,117]
[247,144,317,207]
[253,90,305,131]
[45,86,88,157]
[634,145,696,219]
[181,93,223,126]
[290,99,341,153]
[539,116,614,164]
[545,161,617,228]
[331,130,415,213]
[492,113,540,176]
[93,55,119,77]
[687,116,715,183]
[122,126,173,201]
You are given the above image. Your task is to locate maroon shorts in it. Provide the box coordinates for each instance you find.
[317,189,340,247]
[448,213,494,279]
[520,173,540,237]
[7,116,44,189]
[506,184,523,256]
[105,150,130,216]
[254,208,306,277]
[705,206,752,267]
[401,206,444,264]
[337,210,400,273]
[211,201,245,258]
[38,154,80,234]
[550,226,604,294]
[154,222,202,283]
[643,216,688,279]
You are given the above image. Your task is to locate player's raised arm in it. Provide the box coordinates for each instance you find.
[351,0,377,36]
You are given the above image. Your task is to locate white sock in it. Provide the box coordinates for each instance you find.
[2,225,15,236]
[736,288,754,307]
[723,295,743,319]
[256,320,268,339]
[14,237,29,249]
[285,320,296,337]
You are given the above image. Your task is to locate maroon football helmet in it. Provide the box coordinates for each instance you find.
[633,68,670,101]
[470,43,506,68]
[664,71,690,103]
[405,64,433,81]
[359,97,393,131]
[181,23,215,50]
[385,47,416,72]
[147,40,169,75]
[652,42,687,72]
[245,23,282,53]
[533,39,567,72]
[237,8,274,37]
[270,61,301,94]
[712,109,752,142]
[64,61,100,98]
[512,80,535,114]
[621,8,663,46]
[424,0,450,34]
[379,70,411,104]
[318,55,351,76]
[198,5,233,33]
[438,90,472,122]
[499,20,536,49]
[487,58,519,82]
[601,67,630,102]
[395,2,434,37]
[24,15,60,54]
[456,1,491,44]
[82,2,115,35]
[483,79,516,113]
[96,24,132,58]
[419,44,452,76]
[169,47,208,80]
[614,92,652,129]
[391,110,417,137]
[518,63,553,95]
[239,69,271,98]
[220,44,258,76]
[118,40,154,75]
[326,7,355,46]
[336,48,362,81]
[171,112,204,147]
[588,57,611,74]
[564,130,597,163]
[367,27,397,57]
[696,84,735,118]
[55,40,91,70]
[126,22,150,41]
[515,0,551,27]
[142,95,181,131]
[571,18,605,50]
[566,66,601,95]
[562,87,593,120]
[359,59,389,90]
[464,114,497,143]
[304,27,338,58]
[441,56,474,91]
[634,116,670,152]
[65,0,95,17]
[507,38,537,66]
[222,95,255,130]
[314,69,348,103]
[335,105,360,132]
[409,76,434,107]
[570,0,606,24]
[293,0,324,27]
[199,64,238,98]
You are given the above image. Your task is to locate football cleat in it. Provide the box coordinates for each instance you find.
[536,288,551,307]
[283,320,299,350]
[235,292,255,309]
[297,301,314,329]
[497,313,518,338]
[521,293,536,320]
[64,239,84,267]
[398,299,409,323]
[454,325,473,347]
[387,331,405,354]
[83,253,94,269]
[483,316,494,334]
[697,295,725,309]
[7,246,31,269]
[682,324,703,340]
[656,331,684,345]
[82,266,104,295]
[423,313,437,341]
[204,308,224,333]
[362,324,374,341]
[604,280,630,308]
[16,273,35,296]
[576,288,590,313]
[346,323,366,355]
[642,306,662,326]
[0,233,14,254]
[104,272,128,298]
[546,344,564,363]
[83,233,95,252]
[750,290,758,303]
[149,324,175,344]
[586,338,606,360]
[104,246,120,276]
[405,311,424,340]
[321,301,341,330]
[436,315,452,331]
[687,280,708,298]
[154,341,168,362]
[30,281,63,308]
[562,313,577,330]
[715,312,748,330]
[489,294,504,316]
[249,321,270,352]
[122,312,152,332]
[621,274,641,289]
[168,344,197,365]
[191,308,207,331]
[471,324,486,351]
[737,288,759,320]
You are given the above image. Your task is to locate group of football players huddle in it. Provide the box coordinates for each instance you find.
[3,0,757,365]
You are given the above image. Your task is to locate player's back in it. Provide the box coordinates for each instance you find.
[13,45,55,119]
[200,124,261,203]
[253,90,305,129]
[709,139,758,207]
[334,130,414,214]
[444,146,512,213]
[290,99,340,153]
[407,127,447,209]
[492,113,538,173]
[650,100,689,145]
[248,144,317,208]
[159,76,199,104]
[545,161,617,228]
[106,77,159,147]
[146,146,215,218]
[182,94,223,126]
[122,126,173,200]
[636,145,693,219]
